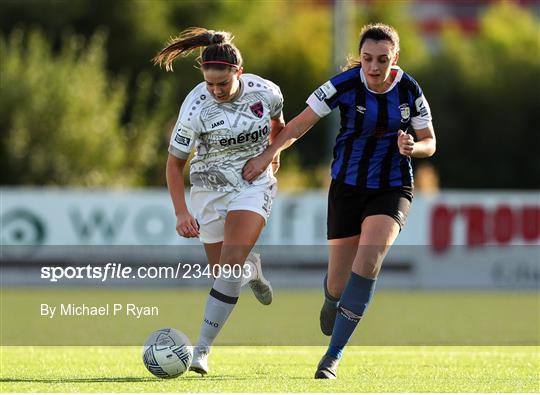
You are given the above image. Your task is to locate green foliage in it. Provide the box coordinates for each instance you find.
[418,2,540,188]
[1,30,124,185]
[0,30,167,186]
[0,0,538,188]
[0,0,175,76]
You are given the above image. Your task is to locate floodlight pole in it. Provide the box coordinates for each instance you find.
[333,0,350,73]
[327,0,351,161]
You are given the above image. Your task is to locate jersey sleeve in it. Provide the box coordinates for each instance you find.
[405,77,433,130]
[410,93,432,130]
[306,80,339,117]
[168,94,201,160]
[265,80,284,118]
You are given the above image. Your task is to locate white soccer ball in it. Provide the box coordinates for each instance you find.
[142,328,193,379]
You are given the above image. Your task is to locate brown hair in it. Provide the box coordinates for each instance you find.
[153,27,243,72]
[345,23,400,70]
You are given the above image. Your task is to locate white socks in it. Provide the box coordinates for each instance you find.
[197,275,242,349]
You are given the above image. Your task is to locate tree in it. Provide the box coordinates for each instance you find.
[419,2,540,188]
[0,30,168,186]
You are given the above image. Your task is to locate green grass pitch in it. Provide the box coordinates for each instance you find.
[1,345,538,392]
[1,288,539,392]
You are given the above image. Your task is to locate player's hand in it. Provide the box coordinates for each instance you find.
[397,129,415,156]
[242,152,273,183]
[176,211,200,238]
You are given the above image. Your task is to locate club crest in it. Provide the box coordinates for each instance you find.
[399,103,410,122]
[250,101,264,118]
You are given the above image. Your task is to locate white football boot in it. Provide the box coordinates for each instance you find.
[190,345,209,376]
[246,253,273,305]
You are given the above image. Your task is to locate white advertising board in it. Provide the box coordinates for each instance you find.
[1,188,538,288]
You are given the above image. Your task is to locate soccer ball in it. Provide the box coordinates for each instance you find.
[142,328,193,379]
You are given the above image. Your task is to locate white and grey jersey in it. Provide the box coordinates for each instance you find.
[169,74,283,192]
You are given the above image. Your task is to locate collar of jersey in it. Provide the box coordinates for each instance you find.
[360,66,403,94]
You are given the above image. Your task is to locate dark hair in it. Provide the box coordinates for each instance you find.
[359,23,400,53]
[345,23,400,70]
[153,27,243,72]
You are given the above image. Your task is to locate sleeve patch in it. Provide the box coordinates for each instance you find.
[314,81,337,102]
[415,96,429,117]
[170,123,197,153]
[174,133,191,146]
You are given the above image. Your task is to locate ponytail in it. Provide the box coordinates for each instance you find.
[153,27,242,72]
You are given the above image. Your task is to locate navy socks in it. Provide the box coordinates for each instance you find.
[326,272,376,359]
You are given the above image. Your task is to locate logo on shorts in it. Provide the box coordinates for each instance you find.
[262,193,271,213]
[249,101,264,118]
[396,210,405,225]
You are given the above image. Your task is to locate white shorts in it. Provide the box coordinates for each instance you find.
[189,183,277,244]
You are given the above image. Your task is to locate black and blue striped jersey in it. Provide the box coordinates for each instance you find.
[307,66,432,189]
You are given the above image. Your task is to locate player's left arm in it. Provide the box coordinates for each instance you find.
[398,88,436,158]
[269,112,285,173]
[398,123,436,158]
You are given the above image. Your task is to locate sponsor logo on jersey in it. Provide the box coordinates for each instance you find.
[219,124,269,147]
[249,101,264,118]
[211,120,225,129]
[175,133,191,146]
[399,103,410,122]
[356,105,367,114]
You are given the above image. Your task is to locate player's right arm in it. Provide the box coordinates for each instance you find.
[167,90,202,238]
[242,107,320,183]
[166,155,199,238]
[243,76,346,182]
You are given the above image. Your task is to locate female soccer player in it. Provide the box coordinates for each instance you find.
[155,27,284,375]
[243,23,436,379]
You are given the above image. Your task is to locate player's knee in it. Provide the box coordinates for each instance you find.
[355,256,381,278]
[219,251,248,269]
